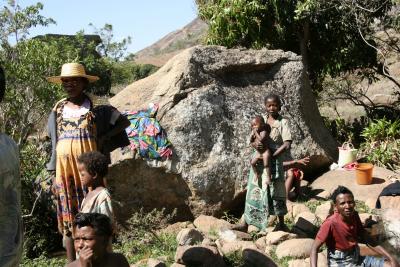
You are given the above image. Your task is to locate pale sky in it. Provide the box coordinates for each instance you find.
[17,0,198,53]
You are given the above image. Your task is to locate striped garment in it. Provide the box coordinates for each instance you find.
[327,246,385,267]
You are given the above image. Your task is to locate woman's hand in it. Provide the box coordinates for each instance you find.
[297,156,310,166]
[79,246,93,267]
[251,140,263,150]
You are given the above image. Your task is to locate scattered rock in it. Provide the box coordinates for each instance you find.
[232,230,252,241]
[378,196,400,209]
[217,240,256,255]
[275,238,315,259]
[291,226,310,238]
[264,245,273,256]
[201,237,215,247]
[291,203,311,219]
[315,201,333,221]
[294,212,318,234]
[255,236,266,250]
[316,190,331,200]
[248,225,260,233]
[159,221,190,235]
[242,248,278,267]
[381,208,400,252]
[265,231,297,245]
[175,245,226,267]
[176,228,204,246]
[310,168,395,209]
[147,258,166,267]
[193,215,232,234]
[218,229,238,242]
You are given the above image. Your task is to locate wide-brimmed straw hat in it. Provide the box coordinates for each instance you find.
[47,62,99,84]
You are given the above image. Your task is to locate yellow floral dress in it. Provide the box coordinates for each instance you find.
[54,98,97,236]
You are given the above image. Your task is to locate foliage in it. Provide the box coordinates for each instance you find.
[111,61,158,87]
[197,0,393,90]
[269,246,293,267]
[355,200,372,214]
[320,74,400,121]
[221,211,240,225]
[0,1,55,44]
[89,23,132,61]
[0,1,111,146]
[20,141,62,258]
[223,251,245,267]
[323,116,368,148]
[359,118,400,170]
[114,208,177,265]
[115,232,177,265]
[21,255,66,267]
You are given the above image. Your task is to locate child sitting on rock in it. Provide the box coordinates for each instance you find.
[77,151,114,223]
[250,115,272,185]
[310,186,399,267]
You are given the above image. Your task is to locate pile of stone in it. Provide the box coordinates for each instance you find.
[129,196,387,267]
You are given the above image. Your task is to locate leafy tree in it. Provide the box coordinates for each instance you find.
[0,2,111,258]
[0,0,55,44]
[89,23,132,61]
[197,0,394,91]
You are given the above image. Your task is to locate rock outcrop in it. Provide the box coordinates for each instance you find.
[109,45,337,219]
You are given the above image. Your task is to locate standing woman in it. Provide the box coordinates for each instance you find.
[242,94,291,231]
[46,63,129,262]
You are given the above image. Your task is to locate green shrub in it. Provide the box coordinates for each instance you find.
[114,208,177,265]
[20,141,62,259]
[111,61,158,87]
[359,118,400,170]
[21,255,66,267]
[323,116,367,147]
[223,251,245,267]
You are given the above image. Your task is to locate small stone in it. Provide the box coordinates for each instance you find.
[255,236,266,250]
[292,203,311,218]
[315,201,333,221]
[176,228,204,246]
[248,225,260,233]
[193,215,232,235]
[265,231,296,245]
[275,238,314,259]
[147,258,166,267]
[242,247,278,267]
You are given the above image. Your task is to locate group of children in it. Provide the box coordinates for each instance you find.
[67,93,398,267]
[248,94,399,266]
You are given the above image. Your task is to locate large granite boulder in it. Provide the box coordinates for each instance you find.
[109,45,337,220]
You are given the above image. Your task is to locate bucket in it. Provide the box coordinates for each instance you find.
[355,163,374,185]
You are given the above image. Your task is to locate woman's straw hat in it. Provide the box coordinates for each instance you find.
[47,62,99,84]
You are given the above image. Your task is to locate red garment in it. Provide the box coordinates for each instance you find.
[316,211,365,251]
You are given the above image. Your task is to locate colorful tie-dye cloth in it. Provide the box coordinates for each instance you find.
[124,104,173,159]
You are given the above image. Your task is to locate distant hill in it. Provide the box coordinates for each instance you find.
[134,17,207,66]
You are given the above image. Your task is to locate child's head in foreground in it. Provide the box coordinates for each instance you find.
[77,151,108,187]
